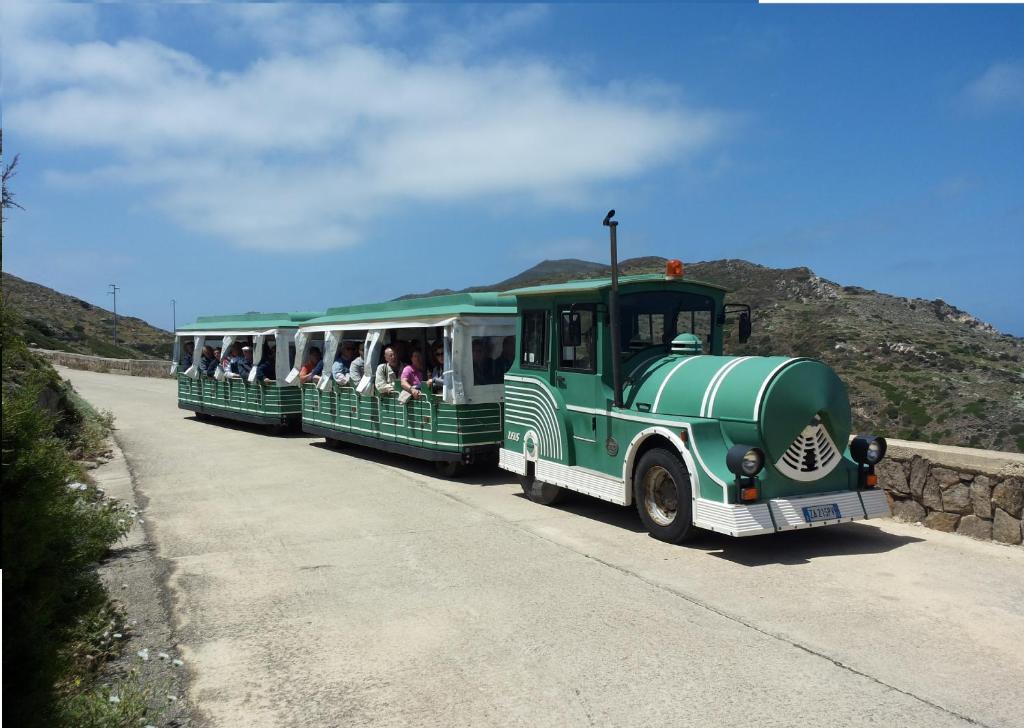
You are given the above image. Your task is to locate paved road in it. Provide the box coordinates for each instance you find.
[64,369,1024,728]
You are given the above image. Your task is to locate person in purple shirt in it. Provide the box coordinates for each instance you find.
[400,350,427,400]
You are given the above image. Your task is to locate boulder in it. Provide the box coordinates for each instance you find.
[941,483,972,515]
[909,456,929,500]
[891,500,926,523]
[991,478,1023,518]
[929,467,961,487]
[992,509,1023,545]
[877,460,909,495]
[924,512,960,533]
[970,476,993,519]
[922,481,944,511]
[956,515,992,541]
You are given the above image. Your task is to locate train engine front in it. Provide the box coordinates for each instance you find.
[625,333,891,540]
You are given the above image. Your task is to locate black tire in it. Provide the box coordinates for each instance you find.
[633,448,694,543]
[434,460,465,478]
[520,467,566,506]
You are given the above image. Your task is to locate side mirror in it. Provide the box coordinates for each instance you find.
[561,312,582,347]
[738,312,752,343]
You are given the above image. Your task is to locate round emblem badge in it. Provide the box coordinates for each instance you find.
[605,437,619,456]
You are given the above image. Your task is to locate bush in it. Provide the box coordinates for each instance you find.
[2,299,130,725]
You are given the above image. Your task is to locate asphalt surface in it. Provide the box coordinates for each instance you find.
[62,368,1024,728]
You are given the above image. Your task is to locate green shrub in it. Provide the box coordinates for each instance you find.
[2,299,130,726]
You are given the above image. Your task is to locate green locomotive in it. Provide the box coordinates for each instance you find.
[498,212,889,541]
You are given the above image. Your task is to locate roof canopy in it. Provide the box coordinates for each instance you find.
[503,273,727,297]
[177,311,320,335]
[303,292,516,328]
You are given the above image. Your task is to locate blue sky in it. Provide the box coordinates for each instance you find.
[3,3,1023,335]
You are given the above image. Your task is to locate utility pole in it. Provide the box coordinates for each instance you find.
[108,283,120,346]
[171,298,176,332]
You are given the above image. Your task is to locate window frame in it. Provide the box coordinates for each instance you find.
[557,304,597,373]
[519,309,549,370]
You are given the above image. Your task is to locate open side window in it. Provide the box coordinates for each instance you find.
[558,306,596,373]
[520,310,548,370]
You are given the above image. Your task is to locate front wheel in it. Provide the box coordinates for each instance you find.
[634,449,694,543]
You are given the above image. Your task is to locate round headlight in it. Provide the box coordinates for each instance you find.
[850,435,887,466]
[727,444,765,477]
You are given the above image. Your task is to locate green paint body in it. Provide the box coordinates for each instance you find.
[501,275,862,504]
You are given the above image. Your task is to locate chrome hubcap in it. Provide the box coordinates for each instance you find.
[643,465,678,526]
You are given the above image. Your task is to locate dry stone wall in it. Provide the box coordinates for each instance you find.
[876,439,1024,546]
[32,348,174,379]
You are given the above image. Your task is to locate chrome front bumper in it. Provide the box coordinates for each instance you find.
[694,489,890,537]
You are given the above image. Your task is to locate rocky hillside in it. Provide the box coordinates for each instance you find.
[407,257,1024,454]
[1,273,171,359]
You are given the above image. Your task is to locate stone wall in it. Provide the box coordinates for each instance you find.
[876,439,1024,545]
[32,348,174,379]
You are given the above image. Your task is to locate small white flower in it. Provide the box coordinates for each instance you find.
[172,658,184,667]
[158,652,170,661]
[109,695,121,704]
[138,648,149,661]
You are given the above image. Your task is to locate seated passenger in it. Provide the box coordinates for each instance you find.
[493,336,515,381]
[299,347,323,384]
[236,346,254,378]
[348,342,365,387]
[428,340,445,393]
[471,339,493,385]
[223,342,242,374]
[209,347,222,376]
[182,341,194,368]
[256,341,276,383]
[199,346,216,375]
[331,341,356,382]
[374,346,399,395]
[401,350,427,400]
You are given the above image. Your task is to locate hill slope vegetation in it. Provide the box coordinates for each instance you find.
[1,273,171,359]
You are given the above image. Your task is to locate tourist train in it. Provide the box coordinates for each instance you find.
[171,213,890,543]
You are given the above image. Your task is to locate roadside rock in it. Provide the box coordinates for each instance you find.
[941,483,972,515]
[929,467,961,487]
[922,481,944,511]
[891,500,926,523]
[909,456,929,500]
[956,515,992,541]
[991,478,1023,518]
[924,512,960,533]
[970,476,993,519]
[992,509,1023,545]
[877,460,909,495]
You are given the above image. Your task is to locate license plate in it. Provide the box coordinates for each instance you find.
[802,503,840,522]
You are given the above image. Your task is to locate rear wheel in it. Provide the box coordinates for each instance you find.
[520,465,566,506]
[634,449,694,543]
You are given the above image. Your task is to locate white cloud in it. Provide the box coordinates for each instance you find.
[4,4,728,251]
[962,61,1024,111]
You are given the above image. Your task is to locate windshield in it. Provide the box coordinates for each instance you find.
[618,290,715,355]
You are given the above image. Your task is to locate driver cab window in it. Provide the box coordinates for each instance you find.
[559,308,595,371]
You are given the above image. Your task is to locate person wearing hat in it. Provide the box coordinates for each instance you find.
[235,344,254,378]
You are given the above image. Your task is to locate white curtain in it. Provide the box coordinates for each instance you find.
[248,334,266,383]
[449,321,467,404]
[356,329,383,395]
[318,330,341,391]
[184,336,205,379]
[170,336,181,375]
[285,330,308,385]
[214,335,235,381]
[274,332,290,385]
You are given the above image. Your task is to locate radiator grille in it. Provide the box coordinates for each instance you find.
[774,416,842,482]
